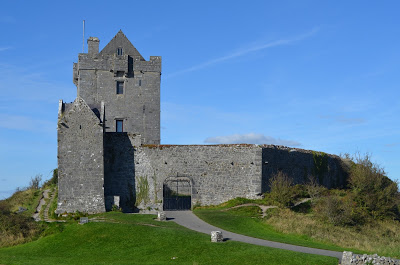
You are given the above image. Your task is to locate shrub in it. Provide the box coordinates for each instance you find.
[305,175,324,200]
[269,171,294,207]
[314,191,371,226]
[349,154,399,220]
[29,174,42,190]
[111,204,122,212]
[0,200,43,247]
[314,195,353,226]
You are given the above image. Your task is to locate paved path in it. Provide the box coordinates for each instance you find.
[165,211,342,262]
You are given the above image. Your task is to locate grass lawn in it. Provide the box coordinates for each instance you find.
[194,206,363,254]
[0,212,338,265]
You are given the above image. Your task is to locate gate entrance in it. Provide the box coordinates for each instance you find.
[163,176,192,210]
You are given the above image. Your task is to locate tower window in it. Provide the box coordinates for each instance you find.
[117,47,123,56]
[116,81,124,94]
[139,79,142,86]
[116,120,123,132]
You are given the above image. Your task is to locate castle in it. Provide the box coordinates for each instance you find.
[56,31,348,214]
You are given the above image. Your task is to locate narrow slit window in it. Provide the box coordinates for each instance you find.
[116,81,124,94]
[139,79,142,86]
[116,120,123,132]
[117,47,123,56]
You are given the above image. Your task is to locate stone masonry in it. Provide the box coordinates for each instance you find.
[56,31,349,214]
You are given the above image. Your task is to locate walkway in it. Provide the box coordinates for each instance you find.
[32,188,58,222]
[165,211,342,262]
[32,189,50,221]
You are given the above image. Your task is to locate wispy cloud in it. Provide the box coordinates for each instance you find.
[384,143,399,148]
[0,114,54,133]
[319,115,366,125]
[0,46,12,52]
[167,27,320,78]
[204,133,301,146]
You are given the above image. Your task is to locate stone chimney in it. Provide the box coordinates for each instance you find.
[87,37,99,55]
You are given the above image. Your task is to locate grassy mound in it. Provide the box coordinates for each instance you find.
[0,188,45,248]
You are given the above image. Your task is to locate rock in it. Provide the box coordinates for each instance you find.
[157,211,166,221]
[211,231,223,242]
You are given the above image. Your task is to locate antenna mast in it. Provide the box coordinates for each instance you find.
[82,20,85,53]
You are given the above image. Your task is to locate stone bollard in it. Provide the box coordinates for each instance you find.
[157,211,166,221]
[211,231,223,242]
[79,217,89,224]
[341,251,353,265]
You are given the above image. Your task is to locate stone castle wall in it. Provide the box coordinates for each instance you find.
[56,98,105,214]
[102,139,347,211]
[134,144,263,210]
[261,145,348,193]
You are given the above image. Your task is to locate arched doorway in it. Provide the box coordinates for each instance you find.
[163,176,192,210]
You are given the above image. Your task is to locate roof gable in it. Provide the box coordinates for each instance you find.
[99,30,144,60]
[60,97,102,124]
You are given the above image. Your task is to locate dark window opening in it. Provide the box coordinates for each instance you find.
[116,81,124,94]
[117,47,123,56]
[139,80,142,86]
[116,120,123,132]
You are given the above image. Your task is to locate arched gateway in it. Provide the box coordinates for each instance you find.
[163,176,192,210]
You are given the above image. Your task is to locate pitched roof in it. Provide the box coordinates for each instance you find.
[99,30,144,60]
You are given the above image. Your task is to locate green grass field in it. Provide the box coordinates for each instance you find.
[194,204,400,258]
[194,206,361,254]
[0,212,338,265]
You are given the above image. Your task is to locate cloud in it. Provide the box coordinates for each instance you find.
[0,114,54,133]
[0,46,12,52]
[204,133,301,146]
[320,115,366,125]
[384,143,399,148]
[167,27,320,78]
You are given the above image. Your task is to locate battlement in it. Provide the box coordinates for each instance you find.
[76,53,161,73]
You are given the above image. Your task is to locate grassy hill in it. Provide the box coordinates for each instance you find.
[0,212,338,265]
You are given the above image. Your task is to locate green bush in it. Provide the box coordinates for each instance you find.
[305,175,325,200]
[315,192,371,226]
[0,200,43,247]
[349,154,399,220]
[269,171,294,207]
[112,204,122,212]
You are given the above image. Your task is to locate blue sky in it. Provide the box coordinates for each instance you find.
[0,1,399,199]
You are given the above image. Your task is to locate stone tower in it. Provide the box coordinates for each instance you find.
[74,30,161,144]
[56,31,161,213]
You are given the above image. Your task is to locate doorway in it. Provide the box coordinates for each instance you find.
[163,176,192,210]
